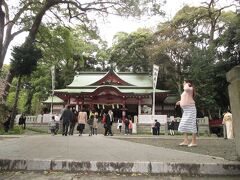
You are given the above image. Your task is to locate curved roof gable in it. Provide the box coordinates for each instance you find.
[67,70,152,88]
[67,72,106,87]
[118,73,152,87]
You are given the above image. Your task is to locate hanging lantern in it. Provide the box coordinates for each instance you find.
[97,104,100,109]
[116,104,119,109]
[102,104,105,109]
[112,104,114,109]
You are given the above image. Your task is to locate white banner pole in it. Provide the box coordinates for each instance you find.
[51,65,55,114]
[152,64,159,117]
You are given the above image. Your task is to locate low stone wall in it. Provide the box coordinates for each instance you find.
[24,116,210,135]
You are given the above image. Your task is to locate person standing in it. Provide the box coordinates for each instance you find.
[69,108,78,135]
[169,120,175,136]
[60,105,74,136]
[124,117,130,135]
[3,112,11,132]
[77,108,87,136]
[93,113,98,135]
[129,119,133,135]
[49,116,57,135]
[105,109,113,136]
[88,114,94,136]
[19,113,26,129]
[154,120,161,135]
[223,110,234,139]
[176,80,197,147]
[117,118,123,133]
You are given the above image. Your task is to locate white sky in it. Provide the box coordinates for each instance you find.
[4,0,236,64]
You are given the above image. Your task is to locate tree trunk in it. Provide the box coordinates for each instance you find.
[0,0,5,69]
[10,75,22,130]
[25,88,34,114]
[28,0,60,43]
[1,68,14,104]
[1,0,59,101]
[207,109,212,120]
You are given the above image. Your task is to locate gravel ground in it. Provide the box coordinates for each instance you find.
[114,136,238,161]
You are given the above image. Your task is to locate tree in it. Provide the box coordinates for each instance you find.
[149,1,238,117]
[9,42,42,129]
[218,13,240,67]
[0,0,165,69]
[1,0,165,103]
[109,29,153,72]
[7,25,108,115]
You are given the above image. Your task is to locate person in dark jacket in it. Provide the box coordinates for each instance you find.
[154,120,161,135]
[3,112,11,132]
[169,120,175,136]
[88,114,94,136]
[104,109,113,136]
[19,113,26,129]
[124,117,130,135]
[69,108,78,135]
[60,105,74,136]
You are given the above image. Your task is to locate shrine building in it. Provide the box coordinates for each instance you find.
[51,70,173,120]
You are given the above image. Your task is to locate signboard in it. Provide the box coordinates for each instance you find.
[138,115,167,124]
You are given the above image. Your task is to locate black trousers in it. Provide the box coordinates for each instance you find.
[62,121,69,136]
[69,122,76,135]
[104,125,112,136]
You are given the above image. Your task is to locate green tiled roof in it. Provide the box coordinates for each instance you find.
[54,71,168,96]
[55,86,168,94]
[43,96,64,104]
[67,71,152,87]
[118,73,152,87]
[67,73,105,87]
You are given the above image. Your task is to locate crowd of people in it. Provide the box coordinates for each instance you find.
[49,105,135,136]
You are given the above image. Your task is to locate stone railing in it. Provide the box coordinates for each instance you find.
[18,115,210,135]
[170,117,209,125]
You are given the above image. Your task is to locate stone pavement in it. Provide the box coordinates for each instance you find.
[0,134,240,176]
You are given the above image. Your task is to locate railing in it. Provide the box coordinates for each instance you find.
[168,117,209,125]
[26,116,38,123]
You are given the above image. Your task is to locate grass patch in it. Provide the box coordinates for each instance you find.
[26,127,48,134]
[0,125,25,135]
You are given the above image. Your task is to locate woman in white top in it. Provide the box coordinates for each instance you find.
[176,80,197,147]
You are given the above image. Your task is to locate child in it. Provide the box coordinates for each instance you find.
[117,118,123,133]
[49,116,57,135]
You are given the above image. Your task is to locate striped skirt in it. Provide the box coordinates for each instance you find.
[178,105,197,133]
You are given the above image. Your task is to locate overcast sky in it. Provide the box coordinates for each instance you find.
[4,0,236,64]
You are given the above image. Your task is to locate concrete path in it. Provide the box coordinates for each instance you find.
[0,135,239,175]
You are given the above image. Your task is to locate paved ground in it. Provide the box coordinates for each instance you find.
[0,134,234,163]
[0,171,240,180]
[0,134,239,176]
[113,135,238,161]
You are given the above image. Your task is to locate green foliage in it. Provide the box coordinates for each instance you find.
[219,15,240,66]
[110,29,153,72]
[0,125,25,135]
[11,43,42,77]
[188,48,217,110]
